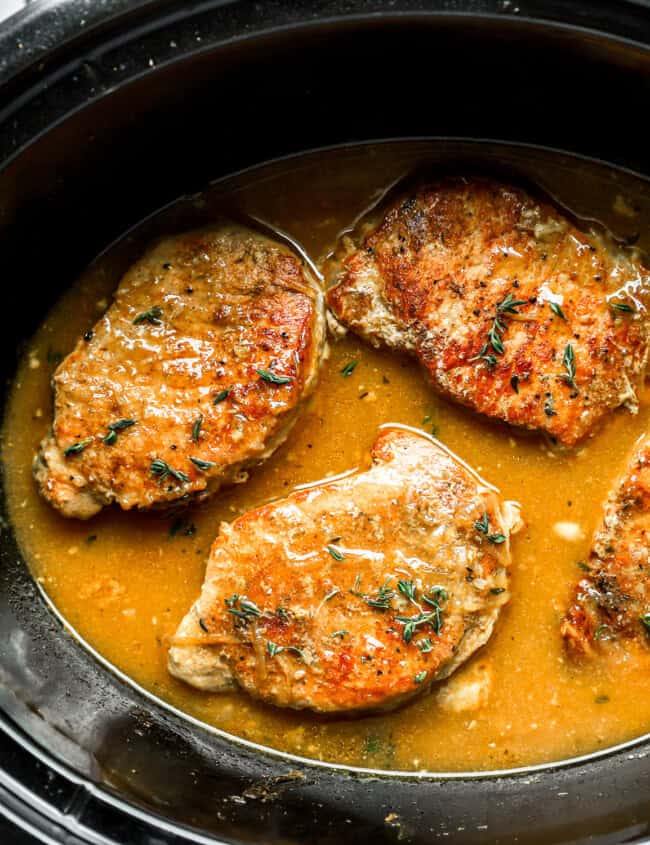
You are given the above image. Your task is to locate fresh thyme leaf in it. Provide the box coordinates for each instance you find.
[227,595,262,620]
[488,321,505,355]
[192,415,203,442]
[256,368,292,385]
[609,300,635,314]
[340,360,358,377]
[640,613,650,634]
[133,305,162,325]
[417,638,434,653]
[414,670,427,684]
[267,640,282,657]
[190,456,216,471]
[396,609,443,643]
[327,544,345,561]
[398,579,418,604]
[549,301,567,321]
[103,419,136,446]
[577,561,591,572]
[422,415,432,424]
[470,292,527,370]
[213,388,231,404]
[365,579,395,610]
[276,607,289,621]
[64,437,93,456]
[474,512,506,544]
[558,343,578,391]
[497,293,528,315]
[150,458,190,485]
[108,419,137,432]
[198,617,209,633]
[331,629,348,639]
[469,343,498,371]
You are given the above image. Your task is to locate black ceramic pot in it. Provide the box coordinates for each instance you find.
[2,2,650,843]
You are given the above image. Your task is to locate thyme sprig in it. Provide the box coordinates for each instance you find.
[469,292,528,371]
[103,418,137,445]
[267,640,305,660]
[133,305,162,325]
[226,594,262,620]
[474,512,506,544]
[558,343,578,391]
[256,368,292,385]
[64,437,93,457]
[150,458,190,485]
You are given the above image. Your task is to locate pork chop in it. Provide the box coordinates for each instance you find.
[325,177,650,447]
[562,433,650,657]
[168,427,521,713]
[34,224,325,518]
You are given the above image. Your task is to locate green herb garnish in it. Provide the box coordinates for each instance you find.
[490,587,506,595]
[103,418,136,445]
[192,415,203,442]
[470,292,528,371]
[190,456,216,471]
[558,343,578,391]
[331,630,348,639]
[609,300,635,315]
[133,305,162,325]
[417,638,434,653]
[266,640,304,660]
[414,670,427,684]
[64,437,93,457]
[474,512,506,544]
[398,579,417,603]
[150,458,190,485]
[256,368,292,385]
[578,561,591,572]
[213,388,231,404]
[365,579,395,610]
[327,544,345,561]
[549,301,567,321]
[340,360,358,377]
[227,595,262,620]
[640,614,650,634]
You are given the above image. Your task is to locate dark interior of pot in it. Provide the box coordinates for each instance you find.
[2,2,650,843]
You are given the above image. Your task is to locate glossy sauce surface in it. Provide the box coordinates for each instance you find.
[5,142,650,772]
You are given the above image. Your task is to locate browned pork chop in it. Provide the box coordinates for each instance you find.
[168,427,521,713]
[325,177,650,447]
[562,433,650,657]
[34,225,325,518]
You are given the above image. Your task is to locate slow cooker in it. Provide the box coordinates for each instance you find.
[2,1,650,842]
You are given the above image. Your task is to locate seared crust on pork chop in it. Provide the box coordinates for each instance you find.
[168,427,521,713]
[325,177,650,447]
[562,433,650,657]
[34,224,325,518]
